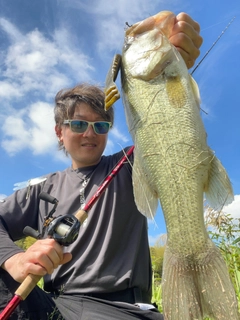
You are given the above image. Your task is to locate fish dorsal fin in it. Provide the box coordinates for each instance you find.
[205,148,234,210]
[132,151,158,219]
[189,74,201,108]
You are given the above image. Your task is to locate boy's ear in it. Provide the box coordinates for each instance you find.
[55,125,63,142]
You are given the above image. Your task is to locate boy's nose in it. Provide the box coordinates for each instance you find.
[82,124,96,137]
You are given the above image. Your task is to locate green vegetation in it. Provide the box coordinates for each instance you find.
[150,234,165,311]
[15,236,36,250]
[15,236,44,288]
[206,209,240,312]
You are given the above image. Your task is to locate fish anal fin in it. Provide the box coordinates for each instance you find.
[205,148,234,210]
[132,153,158,219]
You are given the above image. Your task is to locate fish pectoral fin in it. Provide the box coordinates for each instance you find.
[104,54,122,110]
[205,148,234,210]
[132,153,158,219]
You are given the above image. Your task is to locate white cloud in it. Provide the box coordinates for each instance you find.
[0,194,7,200]
[0,17,23,42]
[0,20,94,102]
[223,194,240,219]
[104,139,115,155]
[0,18,97,157]
[94,0,158,54]
[53,28,95,82]
[148,234,159,246]
[0,81,23,99]
[1,114,31,155]
[1,102,56,156]
[148,233,167,246]
[59,0,157,17]
[59,0,163,55]
[28,102,56,154]
[110,127,130,143]
[5,30,58,75]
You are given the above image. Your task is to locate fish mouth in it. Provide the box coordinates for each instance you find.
[123,11,177,81]
[125,11,175,39]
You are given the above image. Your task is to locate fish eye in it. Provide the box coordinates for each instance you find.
[123,42,131,51]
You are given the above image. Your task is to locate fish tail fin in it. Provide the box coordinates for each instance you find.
[162,241,239,320]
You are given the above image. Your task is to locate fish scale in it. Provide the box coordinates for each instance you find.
[105,10,239,320]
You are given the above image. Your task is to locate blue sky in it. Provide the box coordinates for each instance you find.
[0,0,239,245]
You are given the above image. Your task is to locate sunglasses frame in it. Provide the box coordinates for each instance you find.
[63,119,112,135]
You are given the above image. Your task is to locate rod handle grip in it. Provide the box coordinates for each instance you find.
[74,209,88,224]
[15,274,42,300]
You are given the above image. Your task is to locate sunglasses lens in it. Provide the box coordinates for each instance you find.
[65,120,111,134]
[70,120,88,133]
[94,122,110,134]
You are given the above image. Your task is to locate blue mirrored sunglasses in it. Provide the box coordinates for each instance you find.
[63,119,112,135]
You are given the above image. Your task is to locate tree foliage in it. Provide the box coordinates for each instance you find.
[150,233,166,281]
[205,206,240,308]
[150,246,164,280]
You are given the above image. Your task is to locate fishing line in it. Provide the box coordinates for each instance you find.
[191,16,236,75]
[200,16,236,32]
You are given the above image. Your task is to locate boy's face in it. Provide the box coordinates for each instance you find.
[55,102,108,169]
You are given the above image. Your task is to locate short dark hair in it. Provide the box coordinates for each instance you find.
[54,83,114,153]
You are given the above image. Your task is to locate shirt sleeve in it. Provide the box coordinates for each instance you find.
[0,182,44,266]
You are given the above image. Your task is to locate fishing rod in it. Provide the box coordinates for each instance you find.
[0,145,134,320]
[191,16,235,75]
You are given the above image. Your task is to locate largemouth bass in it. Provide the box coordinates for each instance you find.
[105,11,239,320]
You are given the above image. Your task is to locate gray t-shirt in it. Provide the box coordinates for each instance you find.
[0,148,151,298]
